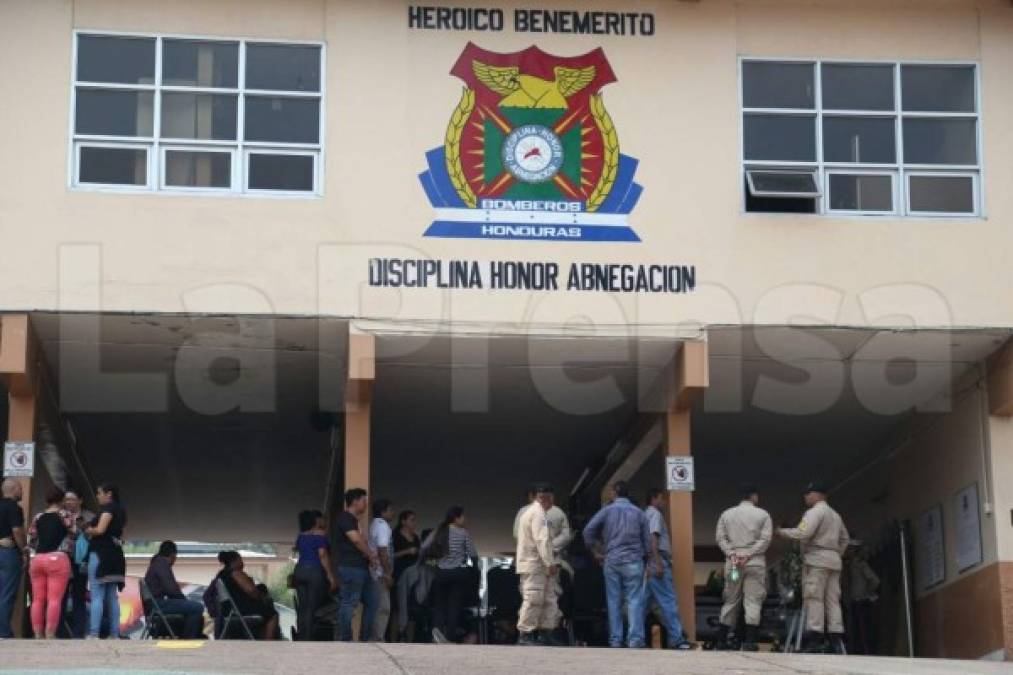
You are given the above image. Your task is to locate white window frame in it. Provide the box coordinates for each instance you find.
[905,171,979,217]
[824,169,898,216]
[739,57,983,219]
[244,148,320,196]
[74,141,153,191]
[745,169,821,198]
[69,30,326,198]
[159,145,238,192]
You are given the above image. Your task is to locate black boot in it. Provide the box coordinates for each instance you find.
[538,629,567,647]
[517,631,540,646]
[740,625,759,651]
[801,631,827,654]
[714,624,730,650]
[828,633,846,654]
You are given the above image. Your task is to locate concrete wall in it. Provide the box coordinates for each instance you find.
[0,1,1011,331]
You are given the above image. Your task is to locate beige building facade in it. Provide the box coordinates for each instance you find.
[1,0,1012,659]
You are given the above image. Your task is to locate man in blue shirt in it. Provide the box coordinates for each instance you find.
[582,481,654,648]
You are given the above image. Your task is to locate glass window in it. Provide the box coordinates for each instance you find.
[75,89,154,137]
[77,35,155,85]
[902,65,975,112]
[743,114,815,162]
[161,93,237,140]
[164,150,232,188]
[823,117,896,163]
[162,40,238,88]
[79,146,147,185]
[821,64,894,111]
[829,174,893,211]
[244,97,320,143]
[245,44,321,92]
[742,62,814,109]
[909,175,974,213]
[903,118,977,165]
[746,171,819,196]
[248,154,314,191]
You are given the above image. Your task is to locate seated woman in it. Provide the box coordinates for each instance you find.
[214,550,279,640]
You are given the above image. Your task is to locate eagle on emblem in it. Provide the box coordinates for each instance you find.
[472,61,596,109]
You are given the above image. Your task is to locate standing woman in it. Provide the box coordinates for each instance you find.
[62,490,93,638]
[85,484,127,639]
[27,486,76,638]
[292,509,337,640]
[421,506,478,644]
[392,510,421,583]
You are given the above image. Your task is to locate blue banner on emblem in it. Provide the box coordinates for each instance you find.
[424,221,641,242]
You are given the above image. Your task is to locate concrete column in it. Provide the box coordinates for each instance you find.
[664,340,708,642]
[345,331,375,527]
[0,315,37,638]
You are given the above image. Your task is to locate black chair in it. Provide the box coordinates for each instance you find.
[139,580,186,639]
[214,579,264,640]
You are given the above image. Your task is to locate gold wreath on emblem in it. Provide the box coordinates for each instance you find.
[445,64,619,211]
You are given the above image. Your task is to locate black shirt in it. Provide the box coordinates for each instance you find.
[0,498,24,539]
[392,529,420,580]
[335,511,366,568]
[34,512,68,554]
[90,503,126,546]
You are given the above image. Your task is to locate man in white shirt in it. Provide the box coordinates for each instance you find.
[367,498,395,641]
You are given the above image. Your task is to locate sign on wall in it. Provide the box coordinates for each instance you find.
[3,442,34,478]
[666,456,694,492]
[419,43,643,242]
[915,505,945,592]
[954,483,982,573]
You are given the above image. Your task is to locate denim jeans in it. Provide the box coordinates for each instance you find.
[87,553,120,638]
[158,598,205,639]
[0,548,21,638]
[644,558,686,646]
[603,560,646,647]
[337,566,377,641]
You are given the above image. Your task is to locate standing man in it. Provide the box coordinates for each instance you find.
[515,483,560,646]
[582,481,654,648]
[335,488,379,641]
[143,540,206,638]
[715,483,772,651]
[777,480,850,654]
[367,498,395,641]
[643,488,693,650]
[0,479,26,638]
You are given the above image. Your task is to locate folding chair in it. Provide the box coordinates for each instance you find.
[214,578,263,640]
[138,579,185,640]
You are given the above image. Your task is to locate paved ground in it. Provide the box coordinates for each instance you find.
[0,642,1009,675]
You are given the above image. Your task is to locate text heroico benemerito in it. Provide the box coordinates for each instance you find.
[368,259,696,294]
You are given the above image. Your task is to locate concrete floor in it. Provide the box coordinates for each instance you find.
[0,642,1009,675]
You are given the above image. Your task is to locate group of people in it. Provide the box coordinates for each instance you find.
[0,473,852,652]
[0,478,127,640]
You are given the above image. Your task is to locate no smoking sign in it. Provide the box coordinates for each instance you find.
[666,455,694,492]
[3,442,34,478]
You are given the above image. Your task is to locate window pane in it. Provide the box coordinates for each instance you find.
[165,150,231,188]
[161,93,237,140]
[821,64,894,111]
[248,154,314,191]
[903,118,977,165]
[162,40,238,88]
[79,146,147,185]
[743,114,815,161]
[902,65,975,112]
[744,180,816,213]
[829,174,893,211]
[245,44,321,92]
[77,35,155,84]
[823,117,896,163]
[244,97,320,143]
[748,172,818,194]
[75,89,153,136]
[909,176,974,213]
[742,62,814,109]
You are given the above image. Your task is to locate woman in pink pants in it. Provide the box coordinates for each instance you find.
[28,486,76,639]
